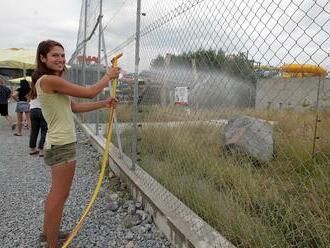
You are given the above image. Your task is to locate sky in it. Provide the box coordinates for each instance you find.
[0,0,82,57]
[0,0,329,73]
[100,0,330,72]
[0,0,137,69]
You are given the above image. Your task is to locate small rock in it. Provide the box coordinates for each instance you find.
[108,240,117,247]
[107,201,119,212]
[135,202,142,209]
[125,241,135,248]
[123,214,142,227]
[122,200,135,209]
[145,233,153,240]
[137,210,148,219]
[144,224,152,232]
[127,204,136,215]
[109,193,119,202]
[125,231,134,240]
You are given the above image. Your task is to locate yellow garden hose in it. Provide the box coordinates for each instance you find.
[62,53,123,248]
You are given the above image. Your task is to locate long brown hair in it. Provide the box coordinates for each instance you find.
[30,40,66,100]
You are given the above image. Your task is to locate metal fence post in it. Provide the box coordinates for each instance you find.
[96,0,103,135]
[312,76,322,157]
[82,0,87,87]
[100,23,124,158]
[132,0,142,170]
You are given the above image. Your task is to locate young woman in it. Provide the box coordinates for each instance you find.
[12,79,31,136]
[31,40,119,248]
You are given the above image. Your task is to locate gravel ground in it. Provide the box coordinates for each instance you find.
[0,108,172,248]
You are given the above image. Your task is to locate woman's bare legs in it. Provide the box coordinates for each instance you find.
[43,161,76,248]
[5,114,14,128]
[16,112,23,135]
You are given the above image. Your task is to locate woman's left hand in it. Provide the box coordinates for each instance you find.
[103,97,118,108]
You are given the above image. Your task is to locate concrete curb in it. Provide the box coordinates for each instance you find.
[75,117,235,248]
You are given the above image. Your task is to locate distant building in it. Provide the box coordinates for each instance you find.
[256,77,330,111]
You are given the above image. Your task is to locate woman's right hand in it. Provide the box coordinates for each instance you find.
[105,67,120,80]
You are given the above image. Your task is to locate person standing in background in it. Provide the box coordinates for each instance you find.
[12,79,31,136]
[28,86,47,156]
[0,78,16,130]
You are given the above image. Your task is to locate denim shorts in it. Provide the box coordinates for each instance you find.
[15,101,30,113]
[44,142,76,166]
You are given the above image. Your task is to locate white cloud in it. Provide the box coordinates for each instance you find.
[0,0,81,56]
[3,0,327,74]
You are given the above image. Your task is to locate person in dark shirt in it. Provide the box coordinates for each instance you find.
[0,78,16,130]
[12,79,31,136]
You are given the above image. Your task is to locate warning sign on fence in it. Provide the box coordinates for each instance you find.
[175,87,188,106]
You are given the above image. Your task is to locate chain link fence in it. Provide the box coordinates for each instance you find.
[68,0,330,247]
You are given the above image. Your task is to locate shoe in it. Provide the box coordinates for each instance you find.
[13,133,22,136]
[39,230,71,246]
[39,154,44,158]
[11,124,16,131]
[30,151,39,155]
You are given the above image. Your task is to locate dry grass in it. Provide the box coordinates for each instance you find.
[111,105,330,247]
[131,105,330,247]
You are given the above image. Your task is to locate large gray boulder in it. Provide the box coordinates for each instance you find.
[224,115,274,163]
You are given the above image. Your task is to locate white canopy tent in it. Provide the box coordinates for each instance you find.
[0,48,71,79]
[0,48,36,78]
[0,48,36,69]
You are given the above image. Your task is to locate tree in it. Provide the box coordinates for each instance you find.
[150,49,257,83]
[150,55,165,68]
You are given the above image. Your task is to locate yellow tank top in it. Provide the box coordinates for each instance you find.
[36,75,76,148]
